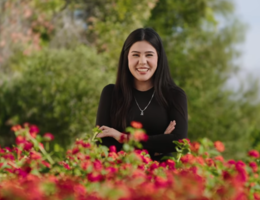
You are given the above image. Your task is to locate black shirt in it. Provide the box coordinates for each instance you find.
[96,84,188,159]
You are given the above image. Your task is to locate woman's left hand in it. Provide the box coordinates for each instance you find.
[96,126,123,142]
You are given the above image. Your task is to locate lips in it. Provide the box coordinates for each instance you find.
[136,68,149,72]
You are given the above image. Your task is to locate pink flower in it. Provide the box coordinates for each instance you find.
[29,125,39,138]
[72,147,79,155]
[23,141,33,151]
[227,159,236,165]
[43,133,54,141]
[87,172,103,182]
[249,161,258,172]
[165,159,175,170]
[248,150,259,158]
[3,153,15,160]
[109,145,117,153]
[149,162,159,171]
[93,160,103,171]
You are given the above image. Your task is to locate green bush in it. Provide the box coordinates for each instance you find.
[0,46,114,148]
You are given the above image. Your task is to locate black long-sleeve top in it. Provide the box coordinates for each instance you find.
[96,84,188,160]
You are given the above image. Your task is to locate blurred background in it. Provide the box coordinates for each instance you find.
[0,0,259,159]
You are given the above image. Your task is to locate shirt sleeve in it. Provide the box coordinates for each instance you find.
[141,87,188,153]
[95,84,123,151]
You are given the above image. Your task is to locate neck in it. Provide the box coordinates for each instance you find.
[134,80,153,91]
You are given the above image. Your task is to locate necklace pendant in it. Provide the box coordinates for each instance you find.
[141,111,144,116]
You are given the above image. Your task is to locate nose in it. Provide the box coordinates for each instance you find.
[139,55,147,65]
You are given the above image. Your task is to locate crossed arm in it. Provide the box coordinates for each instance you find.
[95,84,188,153]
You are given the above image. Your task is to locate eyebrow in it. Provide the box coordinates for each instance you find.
[131,51,155,54]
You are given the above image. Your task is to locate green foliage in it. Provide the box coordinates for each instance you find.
[0,46,112,147]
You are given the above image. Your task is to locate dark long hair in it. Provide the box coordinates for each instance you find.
[111,28,177,131]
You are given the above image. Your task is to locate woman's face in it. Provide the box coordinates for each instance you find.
[128,41,158,86]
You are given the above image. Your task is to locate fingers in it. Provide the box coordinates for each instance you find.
[96,126,110,138]
[164,120,176,134]
[99,126,109,131]
[96,131,109,138]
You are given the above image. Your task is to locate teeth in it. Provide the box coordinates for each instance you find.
[137,69,149,72]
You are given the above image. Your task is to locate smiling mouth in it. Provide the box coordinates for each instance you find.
[137,68,149,72]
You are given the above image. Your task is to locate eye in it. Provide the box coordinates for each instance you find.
[146,54,153,57]
[132,54,139,57]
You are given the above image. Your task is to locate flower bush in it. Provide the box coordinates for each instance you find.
[0,123,260,200]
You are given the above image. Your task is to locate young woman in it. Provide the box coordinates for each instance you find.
[95,28,188,161]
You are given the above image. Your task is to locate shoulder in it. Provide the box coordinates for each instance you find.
[102,84,115,92]
[168,86,188,119]
[101,84,115,97]
[169,86,187,100]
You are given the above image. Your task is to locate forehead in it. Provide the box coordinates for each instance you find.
[129,41,156,52]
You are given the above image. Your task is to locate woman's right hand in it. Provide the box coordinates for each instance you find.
[164,120,176,134]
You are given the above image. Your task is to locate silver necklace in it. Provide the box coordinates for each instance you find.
[134,91,155,116]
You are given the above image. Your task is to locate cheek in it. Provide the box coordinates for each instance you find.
[148,58,158,67]
[128,57,137,68]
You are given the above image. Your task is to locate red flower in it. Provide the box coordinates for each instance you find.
[109,145,117,153]
[93,160,103,171]
[214,155,224,162]
[30,151,42,160]
[3,153,15,160]
[23,141,33,151]
[87,172,103,182]
[248,150,259,158]
[72,147,79,155]
[119,133,129,143]
[81,142,91,148]
[214,141,225,152]
[42,160,51,168]
[131,121,143,129]
[190,142,200,153]
[205,158,215,167]
[254,193,260,200]
[16,135,26,145]
[59,161,71,170]
[29,125,39,138]
[11,125,22,132]
[180,154,194,164]
[133,130,148,142]
[165,159,175,170]
[81,161,91,170]
[222,171,231,180]
[43,133,54,141]
[178,138,191,144]
[227,159,236,165]
[249,161,258,172]
[149,162,159,171]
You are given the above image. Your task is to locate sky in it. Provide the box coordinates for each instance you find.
[227,0,260,90]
